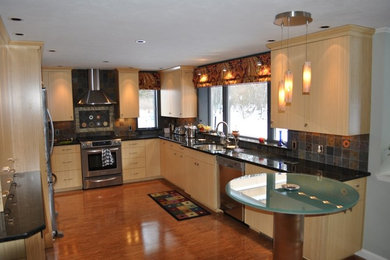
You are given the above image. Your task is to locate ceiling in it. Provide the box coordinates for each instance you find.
[0,0,389,71]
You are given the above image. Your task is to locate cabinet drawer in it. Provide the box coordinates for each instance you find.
[53,145,80,154]
[122,157,146,170]
[52,153,81,171]
[187,149,215,165]
[54,170,82,191]
[122,146,145,159]
[123,167,146,181]
[122,140,145,149]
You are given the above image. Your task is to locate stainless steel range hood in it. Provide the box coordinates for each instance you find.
[77,69,116,105]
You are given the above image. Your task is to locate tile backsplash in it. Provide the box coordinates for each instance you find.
[286,130,369,171]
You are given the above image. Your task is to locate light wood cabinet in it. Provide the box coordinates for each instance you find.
[51,145,82,192]
[0,231,45,260]
[145,139,161,178]
[303,177,366,260]
[122,140,146,181]
[268,25,374,135]
[244,163,276,238]
[160,66,197,118]
[42,68,74,122]
[160,141,186,188]
[117,68,139,119]
[185,149,218,211]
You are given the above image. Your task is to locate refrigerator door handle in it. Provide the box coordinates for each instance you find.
[47,108,54,155]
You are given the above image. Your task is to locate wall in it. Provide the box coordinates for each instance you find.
[359,28,390,260]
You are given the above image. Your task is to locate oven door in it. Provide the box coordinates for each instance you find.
[81,147,122,178]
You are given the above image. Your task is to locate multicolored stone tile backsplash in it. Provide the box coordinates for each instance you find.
[286,130,369,172]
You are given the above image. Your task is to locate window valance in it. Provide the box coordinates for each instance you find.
[139,71,161,90]
[193,52,271,88]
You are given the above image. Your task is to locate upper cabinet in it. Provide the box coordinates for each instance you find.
[42,68,74,122]
[117,68,139,118]
[268,25,374,136]
[161,66,197,118]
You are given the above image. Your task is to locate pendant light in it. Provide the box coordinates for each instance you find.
[284,16,293,103]
[278,23,286,111]
[302,20,311,94]
[274,11,313,102]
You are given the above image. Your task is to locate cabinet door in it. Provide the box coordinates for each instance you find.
[145,139,161,177]
[43,69,74,122]
[118,68,139,118]
[244,163,275,238]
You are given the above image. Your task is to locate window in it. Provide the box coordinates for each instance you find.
[208,82,288,142]
[228,82,268,139]
[137,89,158,128]
[210,86,223,129]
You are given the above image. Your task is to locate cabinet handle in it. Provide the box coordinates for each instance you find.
[62,161,72,164]
[61,148,73,152]
[304,123,308,127]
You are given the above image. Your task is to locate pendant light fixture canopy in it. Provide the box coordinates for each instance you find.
[274,11,312,27]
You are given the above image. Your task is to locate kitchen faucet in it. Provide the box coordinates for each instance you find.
[215,121,230,145]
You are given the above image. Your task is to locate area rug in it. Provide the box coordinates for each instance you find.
[148,190,210,221]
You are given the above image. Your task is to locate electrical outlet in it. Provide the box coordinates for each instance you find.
[292,140,297,150]
[55,129,60,135]
[317,145,324,154]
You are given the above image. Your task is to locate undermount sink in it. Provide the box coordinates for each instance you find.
[193,144,226,152]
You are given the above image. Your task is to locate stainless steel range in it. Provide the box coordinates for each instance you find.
[80,137,123,189]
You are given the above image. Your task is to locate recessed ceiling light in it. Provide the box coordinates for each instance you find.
[48,49,56,53]
[135,40,146,44]
[14,33,24,36]
[10,17,23,22]
[320,25,330,29]
[103,60,109,63]
[267,39,275,42]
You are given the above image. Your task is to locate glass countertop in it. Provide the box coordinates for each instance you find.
[226,173,359,215]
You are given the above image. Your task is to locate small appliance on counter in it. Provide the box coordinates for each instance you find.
[185,124,197,138]
[173,126,185,135]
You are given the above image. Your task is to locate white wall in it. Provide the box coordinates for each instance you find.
[361,28,390,260]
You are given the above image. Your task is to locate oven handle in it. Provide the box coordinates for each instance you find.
[89,177,118,183]
[84,147,120,154]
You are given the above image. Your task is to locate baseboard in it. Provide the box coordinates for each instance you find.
[356,249,388,260]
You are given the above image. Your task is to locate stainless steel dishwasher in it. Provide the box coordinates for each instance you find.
[217,156,245,222]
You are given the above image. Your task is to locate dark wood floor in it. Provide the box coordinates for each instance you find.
[46,180,274,259]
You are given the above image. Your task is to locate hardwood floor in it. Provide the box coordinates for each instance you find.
[46,179,273,259]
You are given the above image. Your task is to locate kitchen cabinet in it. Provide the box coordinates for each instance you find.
[160,140,186,188]
[185,149,218,211]
[117,68,139,119]
[145,139,161,178]
[303,177,366,260]
[42,68,74,122]
[160,66,197,118]
[244,163,275,238]
[268,25,374,135]
[0,232,45,260]
[122,140,146,182]
[51,145,82,192]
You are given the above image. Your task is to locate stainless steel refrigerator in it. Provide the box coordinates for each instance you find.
[42,87,63,238]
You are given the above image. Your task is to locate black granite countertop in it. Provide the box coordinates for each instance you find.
[0,171,46,242]
[159,134,370,182]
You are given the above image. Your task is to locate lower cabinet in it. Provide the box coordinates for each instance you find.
[303,177,366,260]
[51,145,82,192]
[145,139,161,178]
[185,149,218,211]
[122,140,146,182]
[244,163,276,238]
[0,232,45,260]
[160,140,186,187]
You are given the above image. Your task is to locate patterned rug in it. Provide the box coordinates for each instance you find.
[148,190,210,221]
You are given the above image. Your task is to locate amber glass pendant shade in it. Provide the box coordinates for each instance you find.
[302,61,311,94]
[278,80,286,112]
[284,70,293,103]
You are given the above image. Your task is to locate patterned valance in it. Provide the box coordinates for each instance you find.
[139,71,161,90]
[193,52,271,88]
